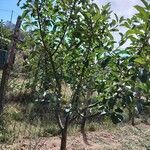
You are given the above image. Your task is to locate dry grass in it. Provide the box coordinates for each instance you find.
[0,102,59,145]
[0,122,149,150]
[0,97,150,150]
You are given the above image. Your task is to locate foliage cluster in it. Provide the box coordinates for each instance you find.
[0,20,12,50]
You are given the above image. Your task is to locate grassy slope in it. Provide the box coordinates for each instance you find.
[0,102,149,150]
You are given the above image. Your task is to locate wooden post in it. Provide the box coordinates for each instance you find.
[0,16,22,114]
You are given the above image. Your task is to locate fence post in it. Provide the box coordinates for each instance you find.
[0,16,22,114]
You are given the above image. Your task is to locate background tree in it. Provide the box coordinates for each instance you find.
[0,20,12,50]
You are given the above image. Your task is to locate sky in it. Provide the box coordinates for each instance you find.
[94,0,143,18]
[0,0,143,24]
[0,0,24,23]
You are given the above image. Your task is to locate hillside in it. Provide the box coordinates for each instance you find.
[1,123,150,150]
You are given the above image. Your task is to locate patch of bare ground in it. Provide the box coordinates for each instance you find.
[0,123,150,150]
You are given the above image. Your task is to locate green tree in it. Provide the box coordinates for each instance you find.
[117,0,150,125]
[19,0,121,149]
[0,20,12,50]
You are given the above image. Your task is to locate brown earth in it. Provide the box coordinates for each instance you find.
[0,123,150,150]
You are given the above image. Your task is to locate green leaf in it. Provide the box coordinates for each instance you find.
[111,28,119,32]
[110,20,116,27]
[134,57,146,65]
[119,16,124,23]
[126,29,144,36]
[119,39,126,46]
[134,5,148,20]
[119,32,124,38]
[134,5,146,13]
[21,10,29,19]
[114,13,118,22]
[92,3,100,12]
[17,0,22,6]
[140,0,149,8]
[93,13,101,22]
[123,22,130,28]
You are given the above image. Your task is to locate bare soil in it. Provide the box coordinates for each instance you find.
[1,123,150,150]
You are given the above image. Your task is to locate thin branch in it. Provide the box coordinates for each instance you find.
[35,0,63,130]
[51,0,77,56]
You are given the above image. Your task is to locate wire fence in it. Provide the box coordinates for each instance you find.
[0,104,59,150]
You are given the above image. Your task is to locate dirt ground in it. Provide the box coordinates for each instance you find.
[1,123,150,150]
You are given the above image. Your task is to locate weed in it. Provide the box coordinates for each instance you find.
[68,124,80,135]
[0,132,10,143]
[86,122,101,132]
[43,124,59,136]
[10,111,23,121]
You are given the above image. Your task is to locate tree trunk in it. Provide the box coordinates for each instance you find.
[60,114,69,150]
[81,111,87,133]
[128,106,132,121]
[131,109,135,126]
[0,65,9,114]
[131,115,135,126]
[128,106,135,126]
[80,91,92,132]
